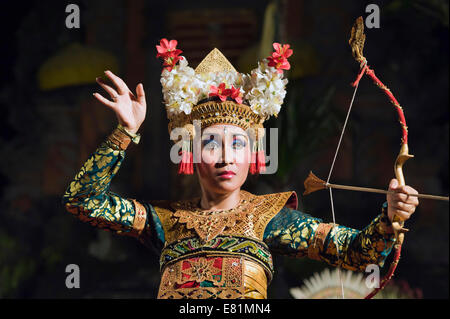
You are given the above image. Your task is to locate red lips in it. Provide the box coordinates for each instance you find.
[218,170,236,178]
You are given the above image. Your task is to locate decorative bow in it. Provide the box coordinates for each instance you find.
[303,16,448,299]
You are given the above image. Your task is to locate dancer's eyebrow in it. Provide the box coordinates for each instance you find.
[201,132,248,141]
[201,133,220,140]
[232,134,248,141]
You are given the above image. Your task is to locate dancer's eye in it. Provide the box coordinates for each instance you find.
[232,138,246,149]
[202,138,220,150]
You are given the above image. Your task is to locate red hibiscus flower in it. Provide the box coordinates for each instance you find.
[156,39,182,58]
[156,38,183,71]
[267,56,291,73]
[209,84,244,104]
[267,42,293,73]
[162,55,183,72]
[230,86,243,104]
[209,83,231,102]
[272,43,293,59]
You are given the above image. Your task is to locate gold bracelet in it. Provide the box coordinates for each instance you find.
[106,127,132,151]
[117,124,141,144]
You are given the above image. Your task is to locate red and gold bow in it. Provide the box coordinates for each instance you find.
[303,16,448,299]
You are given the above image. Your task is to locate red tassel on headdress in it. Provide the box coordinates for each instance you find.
[250,147,258,174]
[250,127,266,174]
[257,151,266,173]
[256,133,266,173]
[178,139,193,175]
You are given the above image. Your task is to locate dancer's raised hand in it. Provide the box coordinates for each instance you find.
[93,70,146,134]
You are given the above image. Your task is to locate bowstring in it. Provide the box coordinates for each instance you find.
[326,73,361,184]
[326,62,364,299]
[329,188,345,299]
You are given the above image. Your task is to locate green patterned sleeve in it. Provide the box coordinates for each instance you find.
[263,204,396,272]
[61,139,156,241]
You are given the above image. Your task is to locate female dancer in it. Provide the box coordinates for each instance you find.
[62,41,419,299]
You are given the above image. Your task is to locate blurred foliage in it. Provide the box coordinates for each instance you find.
[0,231,36,297]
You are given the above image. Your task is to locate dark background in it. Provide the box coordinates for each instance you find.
[0,0,448,298]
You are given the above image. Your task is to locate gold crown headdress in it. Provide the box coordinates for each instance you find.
[156,38,293,174]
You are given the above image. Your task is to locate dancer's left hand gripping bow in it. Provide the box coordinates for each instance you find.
[386,179,419,233]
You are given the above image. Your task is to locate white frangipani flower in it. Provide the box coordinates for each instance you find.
[160,56,288,117]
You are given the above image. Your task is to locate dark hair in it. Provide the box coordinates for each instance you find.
[196,96,249,106]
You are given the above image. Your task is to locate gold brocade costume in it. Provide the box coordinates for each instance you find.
[150,190,297,299]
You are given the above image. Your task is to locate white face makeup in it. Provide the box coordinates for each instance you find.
[200,126,250,165]
[196,124,251,195]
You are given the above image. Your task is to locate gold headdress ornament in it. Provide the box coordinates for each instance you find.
[156,38,293,174]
